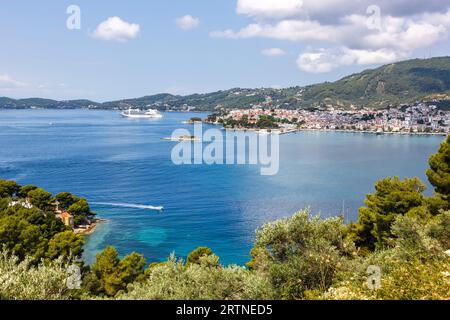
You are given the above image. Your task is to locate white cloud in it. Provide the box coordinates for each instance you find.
[211,20,332,41]
[262,48,286,56]
[237,0,448,23]
[0,74,26,89]
[296,48,407,73]
[176,15,200,31]
[93,17,140,42]
[237,0,304,19]
[212,2,450,72]
[296,50,338,73]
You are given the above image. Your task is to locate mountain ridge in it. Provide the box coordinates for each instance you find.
[1,56,450,111]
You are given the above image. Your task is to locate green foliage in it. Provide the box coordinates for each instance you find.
[68,198,92,216]
[0,205,76,262]
[427,135,450,200]
[119,254,274,300]
[0,179,20,198]
[85,246,146,297]
[324,213,450,300]
[0,209,47,261]
[301,57,450,109]
[0,198,8,211]
[17,185,38,198]
[0,182,86,263]
[186,247,214,266]
[427,211,450,249]
[0,250,74,300]
[55,192,79,210]
[0,97,101,109]
[46,231,84,261]
[348,177,426,251]
[324,253,449,300]
[256,115,279,129]
[248,210,356,299]
[88,246,120,296]
[73,215,88,226]
[424,194,449,215]
[27,188,52,211]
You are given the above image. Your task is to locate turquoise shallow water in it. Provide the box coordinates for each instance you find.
[0,109,444,265]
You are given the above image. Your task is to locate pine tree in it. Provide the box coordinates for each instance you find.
[348,177,426,251]
[427,135,450,201]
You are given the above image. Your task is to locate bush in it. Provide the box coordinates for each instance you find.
[324,250,449,300]
[324,213,450,300]
[119,254,274,300]
[247,209,356,299]
[186,247,214,266]
[0,250,74,300]
[427,211,450,249]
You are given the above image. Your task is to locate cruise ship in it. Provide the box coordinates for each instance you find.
[120,108,163,119]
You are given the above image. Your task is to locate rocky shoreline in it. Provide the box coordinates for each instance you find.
[74,218,107,236]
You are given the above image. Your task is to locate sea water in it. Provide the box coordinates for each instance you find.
[0,109,443,265]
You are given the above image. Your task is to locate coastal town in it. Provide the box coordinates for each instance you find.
[205,103,450,135]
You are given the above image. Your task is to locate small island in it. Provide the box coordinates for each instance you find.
[183,117,203,124]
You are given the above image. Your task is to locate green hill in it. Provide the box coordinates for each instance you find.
[300,56,450,109]
[0,97,101,109]
[1,57,450,110]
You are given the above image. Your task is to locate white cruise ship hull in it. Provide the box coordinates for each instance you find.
[120,108,163,119]
[121,113,163,119]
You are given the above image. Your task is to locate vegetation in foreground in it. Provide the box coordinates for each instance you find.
[0,136,449,300]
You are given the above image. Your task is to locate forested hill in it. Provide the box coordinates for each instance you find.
[1,57,450,111]
[300,56,450,109]
[0,97,102,109]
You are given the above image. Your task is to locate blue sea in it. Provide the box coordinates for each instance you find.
[0,109,444,265]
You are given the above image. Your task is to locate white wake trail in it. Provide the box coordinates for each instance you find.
[92,202,164,211]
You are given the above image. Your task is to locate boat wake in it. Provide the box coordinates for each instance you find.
[92,202,164,211]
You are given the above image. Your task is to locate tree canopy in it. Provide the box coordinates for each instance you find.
[0,179,87,263]
[427,135,450,200]
[186,247,214,266]
[85,246,146,297]
[348,177,427,251]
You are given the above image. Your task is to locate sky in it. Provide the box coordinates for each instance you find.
[1,0,450,101]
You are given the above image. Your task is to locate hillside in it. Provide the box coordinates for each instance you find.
[0,97,101,109]
[1,57,450,111]
[301,56,450,109]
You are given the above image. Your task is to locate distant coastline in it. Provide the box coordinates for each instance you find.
[221,127,448,136]
[297,128,449,136]
[1,57,450,113]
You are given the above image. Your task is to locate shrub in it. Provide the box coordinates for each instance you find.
[119,254,274,300]
[247,209,356,299]
[324,214,450,300]
[0,250,74,300]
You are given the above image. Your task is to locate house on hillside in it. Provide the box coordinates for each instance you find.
[56,211,74,229]
[52,200,62,214]
[8,200,33,209]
